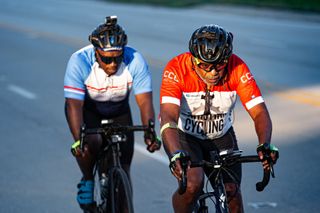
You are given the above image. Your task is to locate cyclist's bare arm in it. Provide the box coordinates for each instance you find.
[65,98,84,141]
[160,103,181,155]
[247,102,275,168]
[247,102,272,145]
[135,92,155,127]
[160,103,188,179]
[135,91,160,152]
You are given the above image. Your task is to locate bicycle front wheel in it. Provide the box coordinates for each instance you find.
[108,167,134,213]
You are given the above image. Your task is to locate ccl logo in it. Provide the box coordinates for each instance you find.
[240,73,254,83]
[164,70,179,83]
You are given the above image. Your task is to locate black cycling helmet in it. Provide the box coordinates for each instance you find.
[89,16,127,51]
[189,24,233,64]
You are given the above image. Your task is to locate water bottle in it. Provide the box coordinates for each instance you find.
[100,173,108,199]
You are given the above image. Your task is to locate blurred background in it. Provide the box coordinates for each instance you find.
[0,0,319,212]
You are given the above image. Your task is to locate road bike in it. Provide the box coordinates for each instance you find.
[179,147,275,213]
[79,119,159,213]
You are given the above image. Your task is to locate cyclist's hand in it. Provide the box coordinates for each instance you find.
[71,140,89,158]
[169,151,190,180]
[144,133,161,153]
[270,150,279,164]
[257,143,279,170]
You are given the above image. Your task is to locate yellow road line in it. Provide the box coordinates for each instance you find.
[274,89,320,107]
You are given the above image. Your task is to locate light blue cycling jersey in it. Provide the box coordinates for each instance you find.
[64,45,152,116]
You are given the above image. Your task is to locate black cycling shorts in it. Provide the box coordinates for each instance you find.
[83,107,134,166]
[178,127,242,185]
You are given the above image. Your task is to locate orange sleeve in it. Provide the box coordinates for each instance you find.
[232,56,264,110]
[160,57,183,106]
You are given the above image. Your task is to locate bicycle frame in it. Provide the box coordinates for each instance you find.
[179,149,274,213]
[93,132,128,204]
[195,150,233,213]
[80,119,156,213]
[201,172,228,213]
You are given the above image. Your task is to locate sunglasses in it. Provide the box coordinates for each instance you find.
[194,57,226,73]
[98,54,123,64]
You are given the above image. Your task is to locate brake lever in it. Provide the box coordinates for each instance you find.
[270,161,275,178]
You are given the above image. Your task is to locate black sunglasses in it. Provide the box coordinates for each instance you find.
[99,54,123,64]
[193,57,226,73]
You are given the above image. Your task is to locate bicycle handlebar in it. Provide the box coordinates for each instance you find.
[84,125,149,135]
[237,155,272,192]
[79,119,158,151]
[178,154,274,194]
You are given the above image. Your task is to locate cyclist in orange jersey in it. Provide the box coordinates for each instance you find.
[159,24,279,213]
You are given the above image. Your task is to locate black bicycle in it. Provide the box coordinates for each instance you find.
[178,148,275,213]
[79,119,159,213]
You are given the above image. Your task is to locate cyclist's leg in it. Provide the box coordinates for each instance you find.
[79,106,104,180]
[224,182,244,213]
[224,127,244,213]
[75,107,104,210]
[171,131,204,213]
[172,167,204,213]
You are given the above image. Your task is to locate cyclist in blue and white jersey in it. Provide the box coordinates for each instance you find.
[64,16,161,211]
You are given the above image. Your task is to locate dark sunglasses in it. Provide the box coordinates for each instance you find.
[193,57,226,73]
[99,54,123,64]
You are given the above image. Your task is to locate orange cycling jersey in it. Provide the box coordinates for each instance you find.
[160,52,264,140]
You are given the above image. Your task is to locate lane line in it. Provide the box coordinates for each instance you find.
[7,84,37,99]
[134,143,168,165]
[273,86,320,107]
[248,202,277,209]
[275,92,320,107]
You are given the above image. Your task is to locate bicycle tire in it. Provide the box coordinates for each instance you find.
[107,167,134,213]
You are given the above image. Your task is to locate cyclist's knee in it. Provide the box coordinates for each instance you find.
[184,169,203,200]
[225,182,240,198]
[225,182,244,212]
[85,134,103,154]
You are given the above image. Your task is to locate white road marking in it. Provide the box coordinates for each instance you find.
[7,84,37,99]
[134,143,168,165]
[248,202,277,209]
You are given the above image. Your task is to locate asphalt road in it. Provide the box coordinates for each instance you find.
[0,0,319,212]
